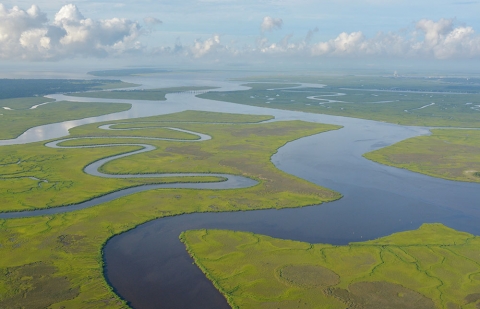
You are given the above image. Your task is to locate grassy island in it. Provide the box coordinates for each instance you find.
[365,129,480,182]
[181,224,480,309]
[0,111,341,308]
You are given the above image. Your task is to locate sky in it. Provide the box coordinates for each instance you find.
[2,0,480,71]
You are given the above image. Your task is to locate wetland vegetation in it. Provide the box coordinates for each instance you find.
[0,79,136,100]
[198,76,480,127]
[0,79,137,139]
[0,100,131,140]
[365,129,480,182]
[0,111,341,308]
[181,224,480,309]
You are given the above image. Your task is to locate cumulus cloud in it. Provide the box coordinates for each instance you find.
[164,18,480,61]
[261,16,283,32]
[257,34,301,54]
[310,19,480,59]
[311,31,368,56]
[191,34,222,57]
[0,3,142,60]
[414,18,480,59]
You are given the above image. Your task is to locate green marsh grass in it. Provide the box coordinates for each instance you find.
[181,224,480,309]
[364,129,480,182]
[236,75,480,94]
[0,97,55,110]
[0,79,137,139]
[199,77,480,127]
[0,79,136,100]
[0,101,131,140]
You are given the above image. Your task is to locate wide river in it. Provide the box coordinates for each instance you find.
[1,72,479,308]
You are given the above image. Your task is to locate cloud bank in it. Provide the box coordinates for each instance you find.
[2,3,480,62]
[251,18,480,61]
[310,19,480,59]
[0,3,142,60]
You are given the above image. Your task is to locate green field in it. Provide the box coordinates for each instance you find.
[68,86,215,101]
[365,129,480,182]
[181,224,480,309]
[198,76,480,127]
[0,111,341,308]
[236,75,480,94]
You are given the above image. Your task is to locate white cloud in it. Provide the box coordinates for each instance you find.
[413,19,480,59]
[257,34,303,54]
[0,3,142,60]
[184,20,478,61]
[261,16,283,32]
[310,19,480,59]
[191,34,221,57]
[152,34,226,59]
[2,4,480,63]
[54,4,84,24]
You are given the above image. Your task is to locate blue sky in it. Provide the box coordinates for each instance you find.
[2,0,480,69]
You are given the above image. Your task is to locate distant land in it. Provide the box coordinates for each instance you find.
[0,79,135,100]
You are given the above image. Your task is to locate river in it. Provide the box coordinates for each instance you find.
[1,73,479,308]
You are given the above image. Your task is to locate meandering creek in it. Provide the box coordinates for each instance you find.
[0,127,257,219]
[1,74,480,308]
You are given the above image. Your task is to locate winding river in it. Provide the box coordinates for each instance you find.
[1,73,480,308]
[0,126,256,219]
